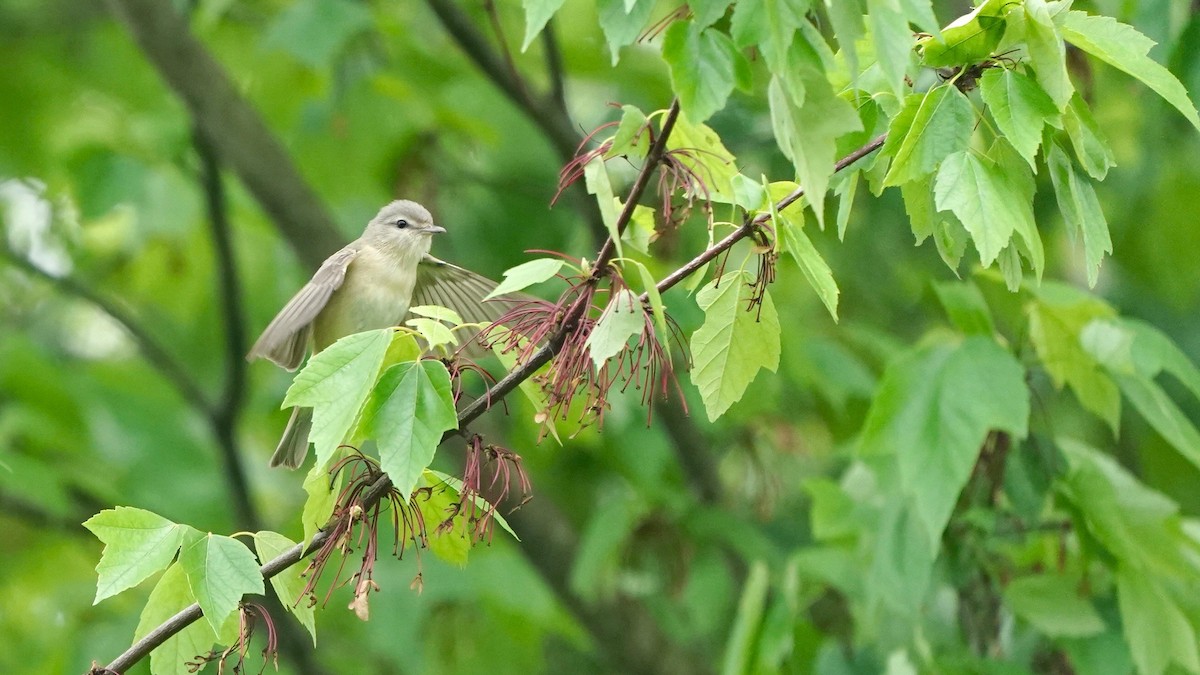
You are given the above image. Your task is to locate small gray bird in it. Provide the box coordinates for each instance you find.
[247,200,504,468]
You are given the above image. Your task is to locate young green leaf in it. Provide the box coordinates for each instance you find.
[586,289,646,367]
[179,532,265,635]
[358,360,458,498]
[485,258,566,300]
[918,0,1009,68]
[1047,143,1111,287]
[84,506,191,604]
[1117,568,1200,675]
[583,157,622,256]
[1023,0,1074,108]
[1028,284,1120,432]
[405,317,458,350]
[520,0,568,51]
[934,281,996,336]
[605,104,650,160]
[414,477,472,566]
[859,336,1029,550]
[980,68,1060,168]
[663,21,742,123]
[425,469,519,541]
[882,84,975,186]
[408,304,464,325]
[774,208,839,320]
[597,0,656,65]
[1061,11,1200,131]
[835,170,859,240]
[301,454,343,545]
[134,564,219,675]
[666,113,740,202]
[1063,93,1117,180]
[254,532,317,644]
[934,151,1035,266]
[767,40,862,229]
[283,328,393,467]
[824,0,864,76]
[1003,574,1106,638]
[620,201,657,254]
[868,0,915,96]
[690,271,781,421]
[729,0,808,70]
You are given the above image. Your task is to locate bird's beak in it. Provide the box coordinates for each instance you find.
[427,225,446,234]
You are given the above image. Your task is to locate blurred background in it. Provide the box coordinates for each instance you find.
[2,0,1199,673]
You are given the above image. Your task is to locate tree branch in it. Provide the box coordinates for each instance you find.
[104,0,343,269]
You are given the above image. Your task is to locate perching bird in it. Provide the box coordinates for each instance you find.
[247,200,505,468]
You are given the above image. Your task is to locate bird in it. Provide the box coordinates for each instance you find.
[247,200,506,468]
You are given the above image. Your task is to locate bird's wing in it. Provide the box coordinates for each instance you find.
[247,245,359,371]
[411,254,522,328]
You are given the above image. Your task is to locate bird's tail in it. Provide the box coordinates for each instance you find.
[270,407,313,469]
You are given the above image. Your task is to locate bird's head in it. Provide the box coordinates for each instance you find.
[362,200,445,256]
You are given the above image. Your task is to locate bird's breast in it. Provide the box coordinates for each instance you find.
[312,246,418,352]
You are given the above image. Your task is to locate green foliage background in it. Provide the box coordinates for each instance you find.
[3,0,1200,673]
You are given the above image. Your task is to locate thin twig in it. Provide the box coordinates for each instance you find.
[194,128,258,532]
[646,133,888,300]
[542,22,567,114]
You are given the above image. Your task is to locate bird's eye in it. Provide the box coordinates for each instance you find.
[395,219,409,229]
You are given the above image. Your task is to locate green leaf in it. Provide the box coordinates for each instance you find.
[868,499,936,613]
[414,475,472,566]
[521,0,568,51]
[1057,438,1193,577]
[597,0,656,65]
[485,258,566,300]
[666,113,739,203]
[934,281,995,336]
[301,456,343,546]
[773,207,839,319]
[767,38,862,229]
[586,289,646,367]
[1116,566,1200,675]
[360,360,457,497]
[1125,319,1200,402]
[282,328,392,467]
[425,469,519,541]
[620,201,657,254]
[1061,11,1200,131]
[1047,143,1111,287]
[824,0,864,76]
[663,21,741,123]
[1004,574,1106,638]
[605,104,650,160]
[405,317,458,350]
[134,564,218,675]
[730,0,809,71]
[1114,373,1200,474]
[860,337,1029,549]
[179,532,265,635]
[918,0,1009,67]
[1027,285,1120,432]
[980,68,1060,168]
[254,531,316,644]
[900,174,935,243]
[1063,93,1117,180]
[934,151,1035,267]
[882,84,975,186]
[868,0,915,96]
[1024,0,1074,109]
[408,305,464,325]
[989,138,1044,279]
[84,506,190,603]
[690,271,781,421]
[583,157,622,256]
[492,339,561,443]
[835,170,859,240]
[690,0,731,29]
